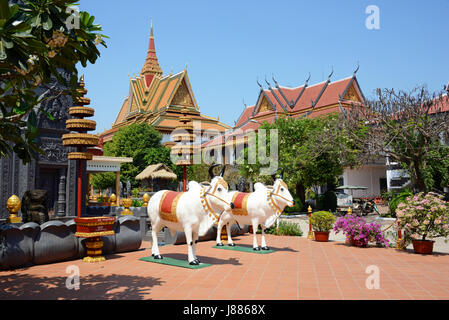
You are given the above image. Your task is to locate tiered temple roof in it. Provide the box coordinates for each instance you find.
[99,20,231,144]
[202,68,365,150]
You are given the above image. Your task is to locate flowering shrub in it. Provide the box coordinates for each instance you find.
[396,192,449,241]
[333,214,389,247]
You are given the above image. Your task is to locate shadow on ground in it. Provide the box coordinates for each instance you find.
[161,253,242,266]
[231,243,299,253]
[0,273,164,300]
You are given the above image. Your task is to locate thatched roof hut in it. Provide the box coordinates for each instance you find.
[136,163,177,181]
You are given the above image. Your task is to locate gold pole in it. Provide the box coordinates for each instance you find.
[396,220,405,250]
[307,205,314,240]
[345,207,352,244]
[115,171,120,206]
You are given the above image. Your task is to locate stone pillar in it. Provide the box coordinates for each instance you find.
[57,168,67,217]
[66,157,77,217]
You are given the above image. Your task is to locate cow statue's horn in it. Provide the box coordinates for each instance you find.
[219,164,227,177]
[208,163,221,179]
[279,168,285,180]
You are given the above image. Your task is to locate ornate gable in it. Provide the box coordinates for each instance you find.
[171,79,195,108]
[258,96,273,113]
[343,83,362,102]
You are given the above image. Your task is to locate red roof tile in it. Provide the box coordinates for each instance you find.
[235,105,255,127]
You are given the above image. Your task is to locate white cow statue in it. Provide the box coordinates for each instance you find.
[148,164,234,265]
[216,172,295,250]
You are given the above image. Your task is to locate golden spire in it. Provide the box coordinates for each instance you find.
[141,18,162,78]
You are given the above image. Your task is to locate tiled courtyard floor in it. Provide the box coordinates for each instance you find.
[1,234,449,300]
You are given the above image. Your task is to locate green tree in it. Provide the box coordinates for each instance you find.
[103,122,176,187]
[0,0,107,163]
[343,85,449,193]
[90,171,115,191]
[240,114,359,205]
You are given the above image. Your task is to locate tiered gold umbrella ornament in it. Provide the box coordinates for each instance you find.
[170,107,199,192]
[62,76,115,263]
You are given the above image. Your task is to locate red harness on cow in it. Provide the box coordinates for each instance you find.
[159,191,183,222]
[231,192,250,216]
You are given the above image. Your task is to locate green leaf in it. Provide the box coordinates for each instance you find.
[27,109,37,128]
[38,107,54,121]
[0,40,6,60]
[42,14,53,30]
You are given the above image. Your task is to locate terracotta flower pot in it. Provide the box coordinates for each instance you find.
[350,236,367,248]
[412,239,435,254]
[314,231,330,242]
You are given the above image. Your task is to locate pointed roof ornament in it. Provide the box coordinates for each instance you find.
[327,66,334,80]
[79,74,85,87]
[257,77,263,90]
[310,67,334,112]
[291,72,311,109]
[271,75,291,111]
[353,62,359,77]
[264,76,272,89]
[141,18,163,78]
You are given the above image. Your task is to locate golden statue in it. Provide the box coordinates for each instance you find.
[6,195,22,223]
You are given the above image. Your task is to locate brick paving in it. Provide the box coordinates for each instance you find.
[1,234,449,300]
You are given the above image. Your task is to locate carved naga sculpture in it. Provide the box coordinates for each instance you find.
[216,169,295,250]
[147,164,234,265]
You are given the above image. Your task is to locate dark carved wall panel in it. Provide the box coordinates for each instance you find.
[0,69,79,220]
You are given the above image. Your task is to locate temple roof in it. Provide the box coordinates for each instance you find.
[99,20,231,143]
[203,73,365,149]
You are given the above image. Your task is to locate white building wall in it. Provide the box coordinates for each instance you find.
[342,166,386,198]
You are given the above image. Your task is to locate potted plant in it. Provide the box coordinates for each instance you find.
[396,192,449,254]
[310,211,336,242]
[334,214,389,247]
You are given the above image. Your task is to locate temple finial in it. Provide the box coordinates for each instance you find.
[141,17,163,77]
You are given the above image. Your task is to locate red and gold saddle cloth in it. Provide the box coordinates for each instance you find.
[159,191,183,222]
[231,192,250,216]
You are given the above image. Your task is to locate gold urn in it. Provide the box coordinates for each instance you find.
[142,193,150,207]
[6,195,22,223]
[121,198,133,215]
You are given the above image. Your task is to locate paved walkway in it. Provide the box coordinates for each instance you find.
[1,233,449,300]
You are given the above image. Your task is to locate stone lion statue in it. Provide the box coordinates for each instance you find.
[21,190,49,224]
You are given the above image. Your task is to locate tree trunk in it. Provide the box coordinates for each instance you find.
[412,160,427,193]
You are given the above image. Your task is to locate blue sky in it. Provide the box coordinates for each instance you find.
[77,0,449,134]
